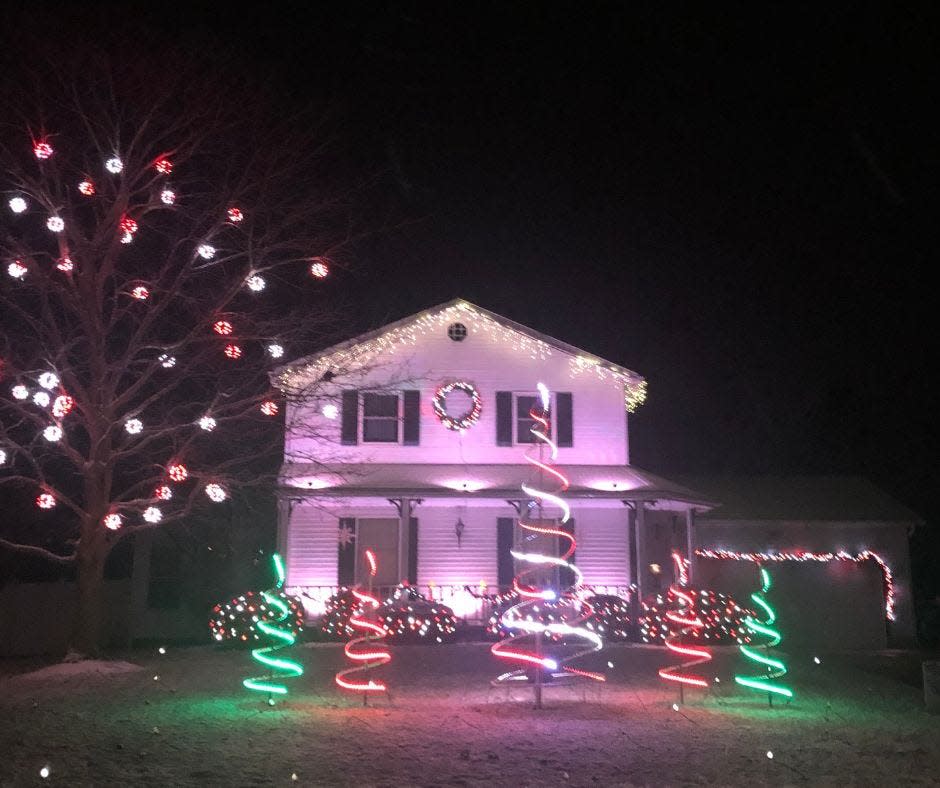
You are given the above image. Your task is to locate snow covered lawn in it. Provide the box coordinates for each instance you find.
[1,644,938,786]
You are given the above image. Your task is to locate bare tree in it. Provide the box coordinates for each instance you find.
[0,49,354,654]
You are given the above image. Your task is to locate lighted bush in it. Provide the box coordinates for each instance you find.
[209,588,304,644]
[638,588,753,645]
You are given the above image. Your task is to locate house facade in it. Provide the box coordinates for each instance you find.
[272,299,917,647]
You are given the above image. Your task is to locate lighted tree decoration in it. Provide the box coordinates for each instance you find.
[658,551,713,703]
[335,549,392,702]
[734,565,793,704]
[242,554,304,704]
[0,53,349,654]
[490,382,605,708]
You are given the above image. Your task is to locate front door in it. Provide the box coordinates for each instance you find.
[355,518,400,587]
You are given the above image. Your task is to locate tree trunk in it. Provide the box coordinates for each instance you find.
[71,527,108,656]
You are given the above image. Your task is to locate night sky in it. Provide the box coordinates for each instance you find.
[3,5,936,516]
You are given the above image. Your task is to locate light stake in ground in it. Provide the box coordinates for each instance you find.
[242,553,304,704]
[658,551,712,703]
[335,549,392,703]
[734,565,793,704]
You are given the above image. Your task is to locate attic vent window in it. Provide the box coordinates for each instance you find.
[447,322,468,342]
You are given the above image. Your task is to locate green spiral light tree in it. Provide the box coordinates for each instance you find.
[242,553,304,704]
[734,565,793,703]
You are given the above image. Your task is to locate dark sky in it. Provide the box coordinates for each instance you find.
[5,3,937,515]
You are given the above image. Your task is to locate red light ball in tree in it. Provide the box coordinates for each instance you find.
[154,485,173,500]
[33,142,54,160]
[153,157,173,174]
[260,401,278,416]
[78,180,96,196]
[227,207,244,223]
[131,286,150,301]
[168,463,188,482]
[224,344,242,360]
[213,320,233,336]
[120,215,138,236]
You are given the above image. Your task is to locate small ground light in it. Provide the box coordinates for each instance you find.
[158,647,166,654]
[766,751,774,760]
[814,656,821,664]
[607,661,614,668]
[291,774,298,782]
[714,677,721,683]
[672,703,679,711]
[40,765,50,779]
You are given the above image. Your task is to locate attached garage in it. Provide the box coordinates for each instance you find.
[681,476,920,649]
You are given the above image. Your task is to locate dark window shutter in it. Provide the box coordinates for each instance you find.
[340,390,358,445]
[556,392,573,447]
[408,517,419,584]
[496,391,512,446]
[497,517,515,589]
[337,518,356,586]
[402,390,420,445]
[559,518,576,588]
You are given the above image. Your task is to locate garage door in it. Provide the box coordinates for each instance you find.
[696,557,886,650]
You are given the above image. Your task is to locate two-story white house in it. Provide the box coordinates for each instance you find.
[271,298,919,648]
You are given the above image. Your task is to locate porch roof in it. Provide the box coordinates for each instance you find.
[279,462,716,508]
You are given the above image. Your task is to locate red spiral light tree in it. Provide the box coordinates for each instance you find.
[658,551,712,703]
[335,549,391,704]
[491,382,605,708]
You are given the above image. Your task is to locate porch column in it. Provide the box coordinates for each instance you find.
[634,501,646,603]
[685,508,696,583]
[398,497,411,583]
[276,496,292,562]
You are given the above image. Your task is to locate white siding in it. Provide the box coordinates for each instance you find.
[574,508,631,589]
[285,504,338,587]
[416,506,502,588]
[284,310,629,467]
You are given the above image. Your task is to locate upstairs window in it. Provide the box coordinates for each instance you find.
[362,392,400,442]
[497,390,572,447]
[516,394,542,443]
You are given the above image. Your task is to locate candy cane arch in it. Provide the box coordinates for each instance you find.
[242,553,304,702]
[658,551,712,696]
[734,565,793,700]
[491,383,605,703]
[335,549,392,697]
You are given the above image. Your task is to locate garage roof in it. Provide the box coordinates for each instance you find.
[677,475,922,523]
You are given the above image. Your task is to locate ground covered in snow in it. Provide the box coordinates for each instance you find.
[1,643,939,786]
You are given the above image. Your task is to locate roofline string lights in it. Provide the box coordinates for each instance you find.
[273,302,647,412]
[658,550,712,700]
[734,565,793,702]
[491,382,605,705]
[241,553,304,703]
[695,548,896,622]
[335,549,392,699]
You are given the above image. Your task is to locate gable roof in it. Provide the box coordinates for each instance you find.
[271,298,647,410]
[676,475,923,523]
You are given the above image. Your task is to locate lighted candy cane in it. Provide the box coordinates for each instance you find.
[734,565,793,702]
[335,549,391,699]
[242,554,304,703]
[491,382,605,694]
[658,550,712,701]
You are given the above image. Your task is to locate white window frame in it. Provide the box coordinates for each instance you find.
[360,390,402,444]
[514,391,553,445]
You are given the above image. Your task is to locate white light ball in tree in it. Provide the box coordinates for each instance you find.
[43,425,63,442]
[160,189,176,205]
[121,232,135,244]
[0,448,7,465]
[309,259,329,279]
[57,257,74,272]
[12,385,29,400]
[131,286,150,300]
[38,372,59,390]
[8,196,28,214]
[105,156,123,174]
[37,493,56,509]
[205,483,227,502]
[199,416,216,432]
[246,274,266,292]
[33,391,51,408]
[125,418,143,435]
[197,244,216,260]
[267,343,284,358]
[103,513,123,530]
[46,216,65,233]
[7,261,28,279]
[143,506,163,523]
[158,354,176,368]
